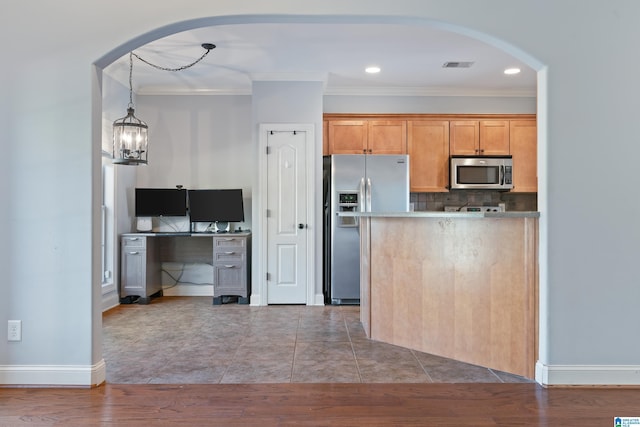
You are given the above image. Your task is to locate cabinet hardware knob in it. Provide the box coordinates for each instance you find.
[298,223,306,229]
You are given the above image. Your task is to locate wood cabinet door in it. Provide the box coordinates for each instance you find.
[408,120,450,192]
[449,121,479,155]
[367,120,407,154]
[328,121,368,154]
[510,120,537,192]
[479,120,510,155]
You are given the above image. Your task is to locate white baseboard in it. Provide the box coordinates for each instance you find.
[536,361,640,385]
[250,293,261,306]
[313,293,326,306]
[0,359,106,387]
[102,291,120,312]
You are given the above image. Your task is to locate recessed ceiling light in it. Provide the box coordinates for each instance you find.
[504,67,521,75]
[365,66,381,74]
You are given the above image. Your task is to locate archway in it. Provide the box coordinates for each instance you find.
[93,13,547,384]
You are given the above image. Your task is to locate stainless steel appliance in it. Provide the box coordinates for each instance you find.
[323,154,409,305]
[450,155,513,190]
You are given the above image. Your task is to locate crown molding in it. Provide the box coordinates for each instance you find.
[137,85,535,98]
[249,72,329,85]
[137,86,252,96]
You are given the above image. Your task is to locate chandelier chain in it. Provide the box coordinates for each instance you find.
[131,48,213,73]
[114,43,214,165]
[128,52,134,107]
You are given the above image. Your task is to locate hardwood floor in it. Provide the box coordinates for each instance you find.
[2,383,639,426]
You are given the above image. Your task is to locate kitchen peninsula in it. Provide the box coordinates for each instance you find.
[343,210,539,378]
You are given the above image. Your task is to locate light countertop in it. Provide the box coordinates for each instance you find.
[337,211,540,219]
[122,231,252,237]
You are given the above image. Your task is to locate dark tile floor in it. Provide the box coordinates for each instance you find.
[102,296,534,384]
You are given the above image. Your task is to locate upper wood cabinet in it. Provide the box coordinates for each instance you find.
[328,120,368,154]
[324,114,536,194]
[327,120,407,154]
[450,120,510,156]
[449,120,479,155]
[509,120,537,193]
[367,120,407,154]
[407,121,450,192]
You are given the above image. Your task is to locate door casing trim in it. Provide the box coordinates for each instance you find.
[256,123,316,306]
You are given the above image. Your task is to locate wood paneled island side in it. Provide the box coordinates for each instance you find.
[348,211,539,379]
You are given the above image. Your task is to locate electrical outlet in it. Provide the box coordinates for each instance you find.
[8,320,21,342]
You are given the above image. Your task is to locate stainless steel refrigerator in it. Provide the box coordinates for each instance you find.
[323,154,410,305]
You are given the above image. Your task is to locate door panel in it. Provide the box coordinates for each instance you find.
[480,120,510,155]
[407,120,450,192]
[367,120,407,154]
[450,121,479,155]
[329,155,365,303]
[267,131,307,304]
[328,121,367,154]
[365,155,410,212]
[277,244,297,284]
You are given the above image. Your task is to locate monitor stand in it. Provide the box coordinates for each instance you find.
[215,221,230,233]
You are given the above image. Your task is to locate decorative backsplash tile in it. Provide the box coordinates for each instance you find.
[410,191,537,212]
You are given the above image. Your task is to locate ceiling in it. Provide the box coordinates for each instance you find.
[104,22,536,97]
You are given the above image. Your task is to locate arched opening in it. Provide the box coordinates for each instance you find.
[93,14,547,384]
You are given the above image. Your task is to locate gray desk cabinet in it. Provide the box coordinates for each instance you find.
[212,234,251,304]
[120,235,162,304]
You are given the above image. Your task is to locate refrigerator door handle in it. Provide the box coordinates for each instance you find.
[366,178,372,212]
[359,178,366,212]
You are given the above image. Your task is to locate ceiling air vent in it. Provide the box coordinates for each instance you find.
[442,61,474,68]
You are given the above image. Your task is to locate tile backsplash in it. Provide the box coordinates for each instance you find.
[410,191,537,212]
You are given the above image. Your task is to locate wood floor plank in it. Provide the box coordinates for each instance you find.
[1,383,639,426]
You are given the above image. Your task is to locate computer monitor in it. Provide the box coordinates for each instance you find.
[135,188,188,217]
[188,189,244,230]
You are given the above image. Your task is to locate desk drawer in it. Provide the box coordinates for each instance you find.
[122,235,146,249]
[214,250,245,263]
[213,263,247,297]
[213,236,246,250]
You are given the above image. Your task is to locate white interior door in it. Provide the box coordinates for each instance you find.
[266,130,307,304]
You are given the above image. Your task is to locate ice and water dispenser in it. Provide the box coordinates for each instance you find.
[337,191,359,227]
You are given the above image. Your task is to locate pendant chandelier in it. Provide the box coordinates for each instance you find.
[112,43,216,165]
[112,52,148,165]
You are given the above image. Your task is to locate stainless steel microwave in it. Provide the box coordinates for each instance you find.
[450,155,513,190]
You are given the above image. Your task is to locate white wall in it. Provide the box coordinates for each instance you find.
[324,95,536,114]
[135,96,253,190]
[102,73,135,311]
[2,0,640,386]
[133,95,253,232]
[251,80,325,305]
